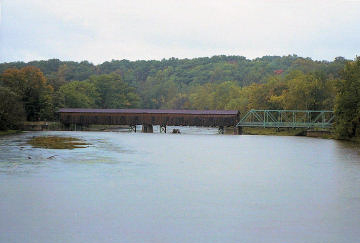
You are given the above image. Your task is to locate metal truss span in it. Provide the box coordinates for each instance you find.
[236,109,334,129]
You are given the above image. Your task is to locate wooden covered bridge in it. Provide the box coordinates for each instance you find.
[58,108,241,134]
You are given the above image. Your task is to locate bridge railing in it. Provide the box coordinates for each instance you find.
[236,109,335,128]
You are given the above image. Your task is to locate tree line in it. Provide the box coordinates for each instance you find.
[0,55,359,139]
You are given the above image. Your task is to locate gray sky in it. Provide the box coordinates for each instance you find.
[1,0,360,64]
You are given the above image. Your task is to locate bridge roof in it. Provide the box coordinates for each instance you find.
[58,108,239,115]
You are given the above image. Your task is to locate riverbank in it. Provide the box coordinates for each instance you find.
[0,130,22,136]
[242,127,304,136]
[335,136,360,144]
[1,123,338,140]
[241,127,335,139]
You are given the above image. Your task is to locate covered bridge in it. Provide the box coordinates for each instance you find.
[58,108,240,133]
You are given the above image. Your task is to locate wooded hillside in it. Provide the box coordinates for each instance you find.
[1,55,359,139]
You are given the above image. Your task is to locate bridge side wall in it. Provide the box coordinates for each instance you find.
[59,112,238,127]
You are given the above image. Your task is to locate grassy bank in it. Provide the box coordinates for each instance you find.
[242,127,337,139]
[22,121,62,131]
[335,136,360,143]
[28,136,90,149]
[242,127,306,136]
[0,130,22,136]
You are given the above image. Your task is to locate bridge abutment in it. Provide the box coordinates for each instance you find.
[234,126,242,135]
[130,125,137,132]
[218,126,224,134]
[160,125,167,133]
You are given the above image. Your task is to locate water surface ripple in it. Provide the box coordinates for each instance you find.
[1,130,360,243]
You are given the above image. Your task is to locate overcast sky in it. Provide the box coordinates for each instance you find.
[1,0,360,64]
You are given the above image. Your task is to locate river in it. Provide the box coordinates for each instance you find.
[1,129,360,243]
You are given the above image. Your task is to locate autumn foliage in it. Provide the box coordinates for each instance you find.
[0,55,359,139]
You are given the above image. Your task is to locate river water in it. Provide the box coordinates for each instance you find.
[0,128,360,243]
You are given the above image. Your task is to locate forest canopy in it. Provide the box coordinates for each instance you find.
[0,55,359,139]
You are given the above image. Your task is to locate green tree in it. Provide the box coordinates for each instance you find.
[188,81,243,110]
[90,73,140,108]
[0,55,351,115]
[188,83,216,110]
[0,86,25,130]
[269,71,331,110]
[140,68,179,108]
[335,57,360,138]
[59,81,99,108]
[1,66,54,121]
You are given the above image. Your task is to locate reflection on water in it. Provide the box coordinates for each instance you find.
[1,129,360,243]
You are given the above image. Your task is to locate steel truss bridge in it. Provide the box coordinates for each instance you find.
[236,109,335,129]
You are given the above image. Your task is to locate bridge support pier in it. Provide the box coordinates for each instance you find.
[74,123,82,131]
[160,125,166,133]
[218,126,224,134]
[234,126,242,135]
[142,124,153,133]
[130,125,137,133]
[63,123,70,131]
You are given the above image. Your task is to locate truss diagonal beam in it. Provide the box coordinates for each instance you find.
[236,109,334,129]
